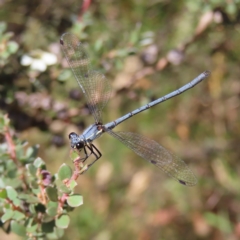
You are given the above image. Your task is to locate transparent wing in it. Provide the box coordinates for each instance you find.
[60,33,111,123]
[107,130,197,186]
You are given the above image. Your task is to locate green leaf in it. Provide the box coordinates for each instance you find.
[26,218,38,233]
[29,205,36,214]
[204,212,233,234]
[33,157,45,168]
[42,214,55,223]
[26,145,39,159]
[58,184,71,194]
[6,186,17,200]
[10,220,26,237]
[7,41,19,54]
[0,178,5,188]
[0,22,7,34]
[58,164,72,181]
[67,194,83,207]
[0,115,4,128]
[12,211,25,221]
[18,193,39,203]
[0,188,7,199]
[15,145,24,161]
[69,150,80,161]
[26,163,37,176]
[1,209,14,222]
[47,201,59,208]
[46,202,58,217]
[30,180,39,189]
[32,188,40,195]
[46,186,58,202]
[69,180,77,190]
[46,206,58,217]
[46,227,64,239]
[7,168,17,178]
[94,39,103,52]
[6,160,16,172]
[41,220,55,233]
[58,69,71,82]
[55,214,70,229]
[4,177,21,188]
[12,198,21,207]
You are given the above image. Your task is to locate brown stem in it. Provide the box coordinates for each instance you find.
[78,0,92,22]
[36,169,47,205]
[58,193,68,210]
[4,126,18,165]
[6,198,30,217]
[58,156,84,210]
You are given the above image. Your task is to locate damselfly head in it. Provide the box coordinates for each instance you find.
[69,132,84,149]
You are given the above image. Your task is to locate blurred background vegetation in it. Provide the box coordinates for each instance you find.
[1,0,240,239]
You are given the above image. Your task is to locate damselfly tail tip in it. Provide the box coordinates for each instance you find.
[203,70,211,78]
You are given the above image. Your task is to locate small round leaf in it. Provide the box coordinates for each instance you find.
[46,227,64,239]
[18,193,39,203]
[55,214,70,229]
[67,194,83,207]
[41,220,55,233]
[12,211,25,221]
[30,180,39,189]
[47,201,59,208]
[26,218,38,233]
[46,186,58,202]
[59,184,71,194]
[26,163,37,176]
[29,205,36,214]
[10,221,26,237]
[1,209,14,222]
[58,164,72,181]
[46,205,58,217]
[69,150,80,161]
[42,214,55,223]
[33,157,45,168]
[8,41,19,54]
[69,180,77,190]
[26,145,38,159]
[13,198,21,207]
[6,186,17,200]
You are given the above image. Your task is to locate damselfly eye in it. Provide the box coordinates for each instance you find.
[76,142,84,149]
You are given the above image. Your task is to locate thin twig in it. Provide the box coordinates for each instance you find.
[4,125,17,165]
